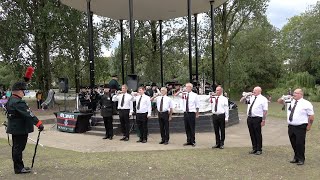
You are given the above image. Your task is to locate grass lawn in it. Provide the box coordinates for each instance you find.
[0,101,319,179]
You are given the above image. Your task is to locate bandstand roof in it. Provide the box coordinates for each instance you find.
[60,0,228,20]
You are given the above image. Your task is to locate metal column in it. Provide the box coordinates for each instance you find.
[159,20,164,87]
[210,1,215,86]
[194,14,199,82]
[187,0,192,82]
[87,0,95,89]
[120,20,125,84]
[129,0,134,74]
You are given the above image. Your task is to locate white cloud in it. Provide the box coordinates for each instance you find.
[267,0,319,29]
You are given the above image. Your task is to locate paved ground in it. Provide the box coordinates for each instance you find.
[0,113,290,152]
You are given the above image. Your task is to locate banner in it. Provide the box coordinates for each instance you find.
[170,95,212,113]
[56,112,78,132]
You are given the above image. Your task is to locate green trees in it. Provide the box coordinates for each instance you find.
[0,0,319,101]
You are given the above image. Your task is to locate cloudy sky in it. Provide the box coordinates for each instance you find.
[267,0,319,29]
[103,0,319,56]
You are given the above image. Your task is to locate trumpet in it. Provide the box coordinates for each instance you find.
[242,92,253,97]
[210,92,217,98]
[281,95,292,103]
[153,88,161,97]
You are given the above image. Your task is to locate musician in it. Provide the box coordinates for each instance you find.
[151,87,173,145]
[109,75,120,93]
[112,84,133,141]
[100,84,114,140]
[166,82,175,96]
[277,89,314,165]
[240,86,268,155]
[176,83,199,147]
[132,87,151,143]
[210,86,229,149]
[173,83,182,96]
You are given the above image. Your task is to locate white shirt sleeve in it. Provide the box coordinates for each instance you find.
[195,94,200,110]
[224,98,229,120]
[147,96,152,117]
[112,94,119,102]
[306,101,314,116]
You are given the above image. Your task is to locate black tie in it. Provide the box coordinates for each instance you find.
[186,93,189,112]
[121,94,125,107]
[248,96,257,117]
[137,95,142,110]
[289,100,298,122]
[160,97,164,112]
[214,97,219,112]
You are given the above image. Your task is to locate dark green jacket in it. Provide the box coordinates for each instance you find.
[6,94,40,135]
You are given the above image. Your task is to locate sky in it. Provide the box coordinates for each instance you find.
[103,0,319,57]
[266,0,319,29]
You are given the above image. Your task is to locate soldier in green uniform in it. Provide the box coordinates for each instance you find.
[5,81,44,174]
[108,75,120,93]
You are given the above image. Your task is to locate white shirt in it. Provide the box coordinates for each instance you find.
[286,98,314,125]
[179,91,199,112]
[246,94,268,117]
[154,95,174,113]
[132,94,152,116]
[112,93,133,113]
[210,95,229,120]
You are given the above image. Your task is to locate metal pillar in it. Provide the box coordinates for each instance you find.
[87,0,95,89]
[194,14,199,82]
[210,1,215,86]
[129,0,134,74]
[120,20,125,84]
[159,20,164,87]
[187,0,192,82]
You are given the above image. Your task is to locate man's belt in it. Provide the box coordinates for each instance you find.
[159,111,169,114]
[213,113,225,116]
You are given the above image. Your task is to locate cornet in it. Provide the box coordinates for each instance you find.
[242,92,253,97]
[153,88,161,97]
[281,95,292,103]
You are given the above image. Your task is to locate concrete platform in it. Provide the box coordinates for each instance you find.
[0,113,290,153]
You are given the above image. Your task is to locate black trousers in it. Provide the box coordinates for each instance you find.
[12,134,28,173]
[103,116,113,137]
[247,116,263,151]
[37,100,42,109]
[158,112,170,142]
[136,113,148,141]
[288,124,307,162]
[212,114,226,146]
[119,109,130,138]
[184,112,196,144]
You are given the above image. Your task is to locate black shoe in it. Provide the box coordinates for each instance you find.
[123,137,129,141]
[159,141,165,144]
[15,168,31,174]
[289,159,298,163]
[191,143,196,147]
[108,137,113,140]
[142,140,147,143]
[136,139,142,143]
[120,137,126,141]
[219,145,224,149]
[254,151,262,155]
[212,144,220,149]
[297,161,304,165]
[102,136,109,139]
[24,167,31,171]
[164,141,169,145]
[183,142,192,146]
[249,150,257,154]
